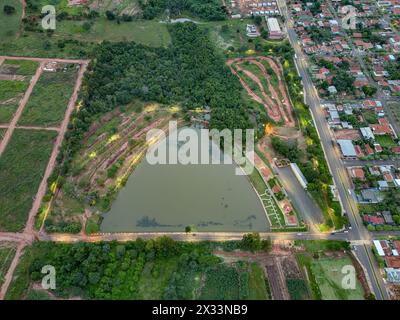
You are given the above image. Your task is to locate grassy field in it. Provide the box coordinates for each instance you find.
[25,0,85,16]
[375,134,397,148]
[199,261,269,300]
[286,278,309,300]
[0,104,18,123]
[56,19,171,47]
[0,242,17,288]
[0,32,96,58]
[206,18,254,51]
[3,60,39,76]
[310,256,365,300]
[0,80,28,101]
[18,67,77,126]
[0,79,28,123]
[0,0,22,42]
[0,129,57,231]
[248,262,269,299]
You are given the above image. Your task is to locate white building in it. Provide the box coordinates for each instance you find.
[266,17,283,39]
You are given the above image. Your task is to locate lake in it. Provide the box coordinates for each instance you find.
[100,129,269,232]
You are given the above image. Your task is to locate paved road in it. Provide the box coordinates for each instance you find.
[277,0,388,300]
[343,159,400,167]
[274,166,324,228]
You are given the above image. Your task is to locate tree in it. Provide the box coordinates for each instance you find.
[254,15,262,26]
[3,5,15,15]
[240,233,262,252]
[185,225,192,233]
[332,71,355,94]
[105,10,116,20]
[362,85,377,97]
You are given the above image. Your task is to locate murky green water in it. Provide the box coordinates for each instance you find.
[100,130,269,232]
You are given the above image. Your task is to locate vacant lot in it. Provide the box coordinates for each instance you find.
[56,18,171,47]
[0,242,17,288]
[18,66,77,126]
[0,0,22,42]
[2,60,39,76]
[375,134,397,148]
[0,80,29,123]
[0,129,57,231]
[311,256,365,300]
[0,80,28,102]
[0,103,19,123]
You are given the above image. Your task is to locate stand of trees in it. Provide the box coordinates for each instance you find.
[139,0,226,21]
[53,22,252,181]
[3,4,15,15]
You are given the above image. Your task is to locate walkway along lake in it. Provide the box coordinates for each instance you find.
[100,131,270,233]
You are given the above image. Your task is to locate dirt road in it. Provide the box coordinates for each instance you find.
[0,243,25,299]
[0,61,44,156]
[0,57,88,300]
[0,56,89,65]
[227,56,295,128]
[24,62,88,234]
[0,125,60,132]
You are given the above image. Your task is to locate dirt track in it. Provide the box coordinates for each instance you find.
[0,61,44,156]
[0,56,88,300]
[227,56,295,127]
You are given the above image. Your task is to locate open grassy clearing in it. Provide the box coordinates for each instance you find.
[0,242,17,288]
[0,79,29,123]
[388,102,400,129]
[0,104,18,123]
[0,0,22,42]
[0,80,29,102]
[205,18,255,51]
[0,33,96,58]
[2,60,39,76]
[310,256,364,300]
[295,241,364,300]
[248,262,269,299]
[18,66,78,127]
[375,134,397,148]
[26,0,85,16]
[88,0,141,16]
[0,128,6,140]
[0,129,57,231]
[286,278,309,300]
[55,18,171,47]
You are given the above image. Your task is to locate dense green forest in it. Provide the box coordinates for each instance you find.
[57,22,253,176]
[6,236,272,300]
[139,0,227,20]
